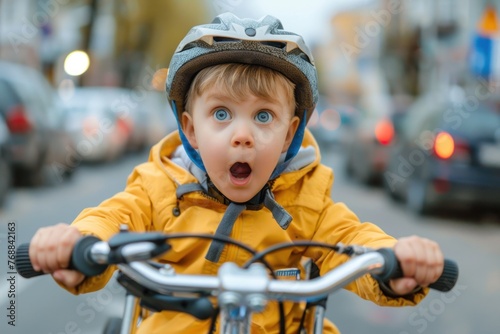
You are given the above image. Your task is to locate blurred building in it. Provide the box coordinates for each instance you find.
[2,0,499,99]
[315,0,500,107]
[314,2,391,117]
[0,0,213,89]
[0,0,44,68]
[112,0,211,88]
[380,0,494,95]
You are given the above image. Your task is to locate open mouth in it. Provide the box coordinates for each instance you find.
[230,162,252,179]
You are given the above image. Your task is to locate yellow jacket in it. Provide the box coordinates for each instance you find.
[68,130,426,333]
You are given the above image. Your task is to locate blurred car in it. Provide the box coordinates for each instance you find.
[384,93,500,215]
[0,117,11,206]
[124,100,149,152]
[62,87,131,163]
[139,90,177,146]
[120,89,177,151]
[0,61,77,186]
[307,95,355,146]
[107,87,150,152]
[343,94,410,185]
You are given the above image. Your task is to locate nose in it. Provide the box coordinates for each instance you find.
[231,121,254,148]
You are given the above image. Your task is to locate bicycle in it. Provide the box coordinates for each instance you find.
[15,226,459,334]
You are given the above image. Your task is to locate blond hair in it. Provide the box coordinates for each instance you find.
[185,63,296,114]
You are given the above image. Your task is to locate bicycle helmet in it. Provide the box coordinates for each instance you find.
[166,12,319,178]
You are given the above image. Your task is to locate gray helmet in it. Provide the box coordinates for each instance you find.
[166,12,319,177]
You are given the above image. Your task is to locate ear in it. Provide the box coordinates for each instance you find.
[181,112,198,149]
[282,116,300,153]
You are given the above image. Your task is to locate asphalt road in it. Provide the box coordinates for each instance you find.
[1,144,499,334]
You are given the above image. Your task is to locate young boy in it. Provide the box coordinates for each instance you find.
[28,13,444,333]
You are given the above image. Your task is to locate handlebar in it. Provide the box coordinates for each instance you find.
[15,233,459,296]
[15,232,459,334]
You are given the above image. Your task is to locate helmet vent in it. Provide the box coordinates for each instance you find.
[260,41,286,49]
[299,53,311,63]
[181,42,198,51]
[213,36,242,43]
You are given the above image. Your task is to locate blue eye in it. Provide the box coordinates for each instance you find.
[214,109,230,121]
[256,111,273,124]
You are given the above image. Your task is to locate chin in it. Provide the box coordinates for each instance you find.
[224,190,257,204]
[227,194,254,204]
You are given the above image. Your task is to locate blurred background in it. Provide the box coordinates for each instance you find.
[1,0,500,333]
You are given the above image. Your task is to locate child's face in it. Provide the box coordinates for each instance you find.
[182,85,299,203]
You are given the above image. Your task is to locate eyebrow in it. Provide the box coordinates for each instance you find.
[205,92,232,101]
[205,91,284,108]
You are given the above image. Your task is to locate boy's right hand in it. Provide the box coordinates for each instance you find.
[29,223,85,288]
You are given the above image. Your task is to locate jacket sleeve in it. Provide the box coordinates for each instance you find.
[304,199,428,306]
[62,165,154,295]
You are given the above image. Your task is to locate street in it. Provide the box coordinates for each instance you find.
[1,143,499,334]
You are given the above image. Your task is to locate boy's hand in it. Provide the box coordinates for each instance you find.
[29,223,85,288]
[389,235,444,295]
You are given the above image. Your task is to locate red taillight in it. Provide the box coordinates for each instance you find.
[6,105,32,133]
[434,132,454,159]
[375,119,394,145]
[116,117,132,135]
[433,132,471,161]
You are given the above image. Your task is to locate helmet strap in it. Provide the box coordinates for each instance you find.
[205,178,292,263]
[270,109,307,179]
[172,102,207,172]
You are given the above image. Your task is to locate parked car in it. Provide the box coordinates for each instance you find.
[139,90,177,146]
[343,94,410,185]
[62,87,130,163]
[108,89,178,150]
[384,93,500,215]
[307,95,355,146]
[107,87,150,152]
[0,61,77,186]
[0,117,11,206]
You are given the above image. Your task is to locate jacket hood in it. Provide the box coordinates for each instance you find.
[148,129,322,192]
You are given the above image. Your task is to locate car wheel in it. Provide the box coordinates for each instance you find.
[407,179,432,215]
[345,151,354,177]
[348,155,377,185]
[345,149,373,184]
[15,147,47,187]
[383,174,403,202]
[356,164,376,185]
[16,163,45,187]
[0,158,11,206]
[103,317,122,334]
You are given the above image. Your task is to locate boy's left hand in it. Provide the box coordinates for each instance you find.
[389,235,444,295]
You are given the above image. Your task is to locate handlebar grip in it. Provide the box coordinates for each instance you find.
[15,243,45,278]
[376,248,459,292]
[15,236,108,279]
